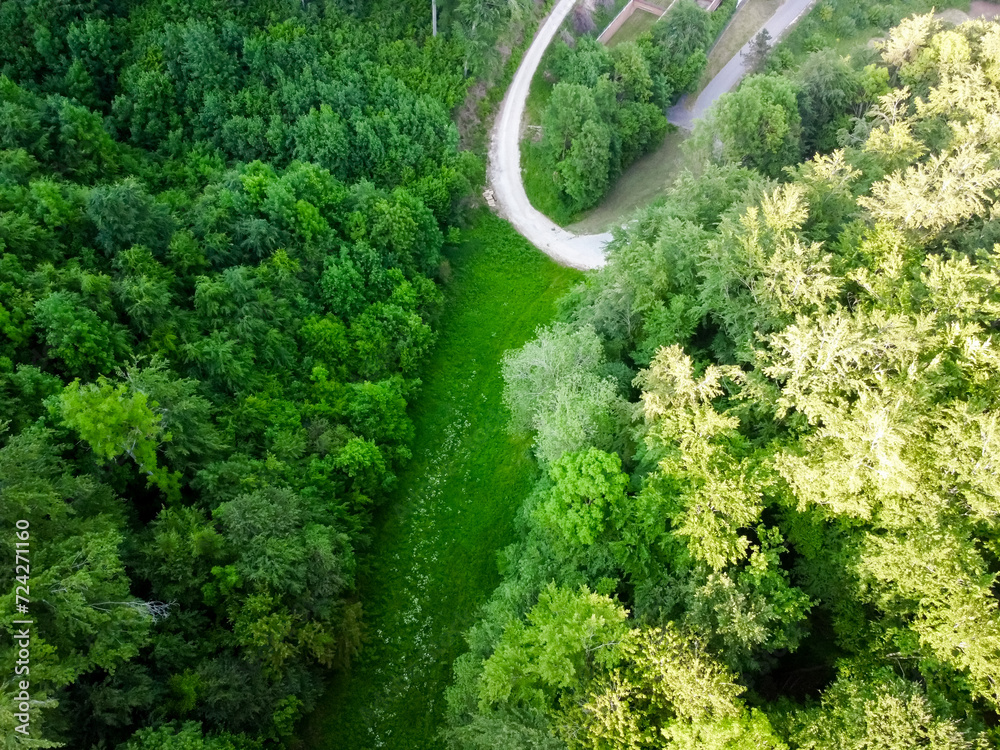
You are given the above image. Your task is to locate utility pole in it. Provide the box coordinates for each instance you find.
[432,0,438,36]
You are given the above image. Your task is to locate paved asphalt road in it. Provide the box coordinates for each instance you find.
[668,0,818,129]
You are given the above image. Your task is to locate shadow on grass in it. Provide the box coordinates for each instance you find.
[567,127,690,234]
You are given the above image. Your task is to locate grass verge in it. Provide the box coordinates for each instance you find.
[607,9,661,46]
[566,127,688,234]
[299,212,582,750]
[520,44,580,226]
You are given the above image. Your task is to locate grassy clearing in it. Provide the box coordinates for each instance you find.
[566,128,688,234]
[607,9,661,46]
[300,212,582,750]
[525,47,556,126]
[775,0,969,64]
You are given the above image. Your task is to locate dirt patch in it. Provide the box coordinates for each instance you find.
[456,80,488,151]
[571,0,606,36]
[572,5,597,34]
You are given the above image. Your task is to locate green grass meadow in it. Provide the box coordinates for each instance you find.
[606,9,661,46]
[300,213,582,749]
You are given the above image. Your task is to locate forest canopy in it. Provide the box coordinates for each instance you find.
[5,0,1000,748]
[447,13,1000,750]
[0,0,478,747]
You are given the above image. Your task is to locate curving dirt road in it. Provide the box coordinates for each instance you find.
[488,0,611,270]
[488,0,818,270]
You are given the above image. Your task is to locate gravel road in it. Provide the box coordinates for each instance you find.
[488,0,611,270]
[489,0,818,270]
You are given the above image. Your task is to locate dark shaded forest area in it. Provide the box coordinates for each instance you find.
[0,0,486,747]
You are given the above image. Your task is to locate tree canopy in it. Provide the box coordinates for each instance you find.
[448,14,1000,750]
[0,0,476,747]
